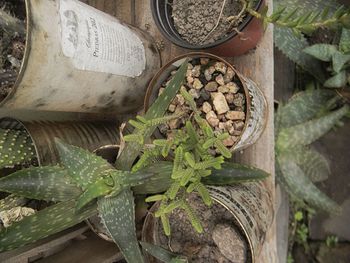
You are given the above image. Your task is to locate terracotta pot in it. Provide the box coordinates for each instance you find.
[150,0,265,56]
[144,52,267,152]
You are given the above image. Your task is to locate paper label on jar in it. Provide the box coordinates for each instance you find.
[59,0,145,77]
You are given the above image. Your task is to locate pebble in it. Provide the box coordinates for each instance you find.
[212,92,230,114]
[187,63,193,70]
[200,89,210,100]
[214,62,227,74]
[212,224,247,263]
[206,111,219,127]
[225,93,234,104]
[205,81,218,92]
[222,137,236,147]
[233,121,245,131]
[193,78,203,90]
[226,111,246,120]
[158,87,165,96]
[226,82,240,93]
[168,104,176,112]
[218,122,226,131]
[192,65,201,77]
[200,58,210,65]
[218,85,229,93]
[169,119,181,129]
[187,75,194,85]
[176,94,185,105]
[204,66,215,81]
[215,74,225,86]
[233,93,245,107]
[224,67,235,83]
[189,89,200,99]
[202,102,212,113]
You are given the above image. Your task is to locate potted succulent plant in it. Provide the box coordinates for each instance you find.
[0,60,272,262]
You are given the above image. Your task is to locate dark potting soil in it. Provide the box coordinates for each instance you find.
[172,0,244,45]
[0,0,26,101]
[157,194,252,263]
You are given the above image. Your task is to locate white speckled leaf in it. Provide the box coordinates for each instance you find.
[140,241,188,263]
[277,154,341,214]
[55,139,112,190]
[0,200,97,252]
[98,189,144,263]
[0,166,81,202]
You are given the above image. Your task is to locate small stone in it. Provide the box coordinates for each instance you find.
[235,106,244,112]
[212,92,230,114]
[205,81,218,92]
[227,82,240,93]
[187,63,193,70]
[218,85,229,93]
[158,87,165,96]
[187,75,194,85]
[214,62,227,74]
[218,122,226,131]
[186,69,192,78]
[233,121,245,131]
[168,104,176,112]
[212,224,247,263]
[200,58,210,65]
[226,111,246,120]
[168,118,181,129]
[171,240,182,253]
[200,89,210,101]
[224,67,235,83]
[222,137,235,147]
[192,65,201,77]
[233,93,245,107]
[176,94,185,105]
[215,74,225,86]
[206,111,219,127]
[193,78,203,90]
[189,89,200,99]
[217,114,226,121]
[231,130,242,136]
[204,66,215,81]
[225,93,234,104]
[202,102,212,113]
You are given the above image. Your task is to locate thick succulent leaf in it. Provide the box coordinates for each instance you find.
[282,147,330,182]
[98,189,144,263]
[340,28,350,54]
[303,44,337,62]
[0,194,27,211]
[55,138,112,190]
[277,105,349,151]
[140,242,188,263]
[277,154,341,214]
[0,200,97,252]
[115,60,188,171]
[332,51,350,73]
[0,166,81,202]
[324,71,348,88]
[276,89,335,130]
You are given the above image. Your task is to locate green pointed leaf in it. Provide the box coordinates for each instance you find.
[283,147,330,182]
[277,154,341,214]
[0,194,27,211]
[276,89,335,130]
[303,44,337,62]
[0,166,81,202]
[140,242,188,263]
[55,138,112,190]
[277,105,349,150]
[324,71,347,88]
[0,200,97,252]
[115,59,188,171]
[332,51,350,73]
[340,28,350,53]
[98,189,144,263]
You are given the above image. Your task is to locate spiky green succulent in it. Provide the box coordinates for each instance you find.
[303,28,350,88]
[275,89,349,214]
[0,128,36,169]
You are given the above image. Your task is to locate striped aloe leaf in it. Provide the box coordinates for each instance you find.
[140,241,188,263]
[116,59,188,171]
[0,128,36,169]
[277,105,349,151]
[98,189,144,263]
[55,138,112,190]
[0,166,81,202]
[0,200,97,252]
[277,154,341,214]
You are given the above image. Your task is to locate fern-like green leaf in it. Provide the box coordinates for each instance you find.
[182,201,203,233]
[277,154,341,214]
[0,166,81,202]
[161,214,171,236]
[277,105,349,151]
[140,242,188,263]
[98,189,144,263]
[0,200,97,252]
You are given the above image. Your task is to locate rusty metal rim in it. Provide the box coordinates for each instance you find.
[0,0,31,106]
[143,52,252,151]
[141,198,255,263]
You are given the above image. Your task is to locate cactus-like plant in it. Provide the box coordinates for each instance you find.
[303,28,350,88]
[275,89,349,214]
[0,128,36,169]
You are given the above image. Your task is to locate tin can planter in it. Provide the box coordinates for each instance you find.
[144,52,267,152]
[142,182,273,263]
[151,0,265,56]
[0,0,160,114]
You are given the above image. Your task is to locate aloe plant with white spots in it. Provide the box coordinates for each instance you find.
[275,89,349,214]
